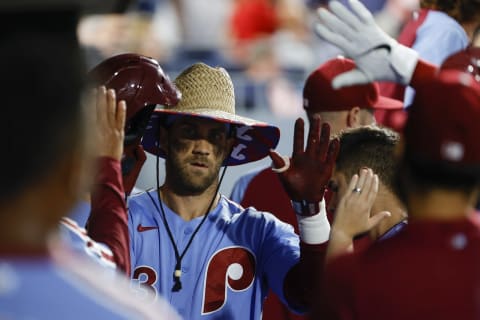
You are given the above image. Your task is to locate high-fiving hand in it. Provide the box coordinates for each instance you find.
[326,168,391,261]
[269,116,339,208]
[332,169,391,238]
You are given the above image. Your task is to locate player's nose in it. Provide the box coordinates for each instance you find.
[192,138,211,156]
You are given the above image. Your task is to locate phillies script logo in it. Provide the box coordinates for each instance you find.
[132,246,256,313]
[201,246,256,315]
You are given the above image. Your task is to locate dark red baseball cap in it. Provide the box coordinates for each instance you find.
[303,57,403,113]
[405,70,480,165]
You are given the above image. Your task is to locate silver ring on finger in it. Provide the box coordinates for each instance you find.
[352,187,362,193]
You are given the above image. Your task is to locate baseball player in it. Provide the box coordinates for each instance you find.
[57,54,181,276]
[91,62,339,319]
[228,57,403,320]
[317,69,480,320]
[0,32,179,319]
[314,0,479,91]
[85,53,181,276]
[325,126,407,262]
[378,0,474,106]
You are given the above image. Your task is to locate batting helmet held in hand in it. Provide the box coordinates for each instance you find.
[88,53,181,178]
[88,53,181,148]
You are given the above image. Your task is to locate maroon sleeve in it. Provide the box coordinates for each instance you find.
[87,157,130,276]
[283,241,329,312]
[311,254,356,320]
[410,59,438,89]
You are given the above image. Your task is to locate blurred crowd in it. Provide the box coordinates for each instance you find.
[77,0,431,118]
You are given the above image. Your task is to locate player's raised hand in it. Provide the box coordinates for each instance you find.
[95,86,126,161]
[331,168,391,239]
[326,168,390,261]
[315,0,418,88]
[269,116,339,214]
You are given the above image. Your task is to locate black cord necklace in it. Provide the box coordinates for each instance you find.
[146,155,228,292]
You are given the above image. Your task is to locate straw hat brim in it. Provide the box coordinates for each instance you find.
[142,109,280,166]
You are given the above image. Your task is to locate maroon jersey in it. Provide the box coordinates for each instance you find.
[318,214,480,320]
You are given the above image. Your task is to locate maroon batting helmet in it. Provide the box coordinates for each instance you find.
[88,53,181,182]
[88,53,181,148]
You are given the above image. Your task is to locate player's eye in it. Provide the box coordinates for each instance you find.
[179,124,197,139]
[209,129,227,144]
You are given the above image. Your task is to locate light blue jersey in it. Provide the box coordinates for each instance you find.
[0,245,180,320]
[404,10,469,106]
[60,217,117,271]
[128,190,301,319]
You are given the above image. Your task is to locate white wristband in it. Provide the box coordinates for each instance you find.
[296,199,330,244]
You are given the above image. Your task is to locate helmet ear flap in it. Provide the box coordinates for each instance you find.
[124,104,156,146]
[122,104,155,178]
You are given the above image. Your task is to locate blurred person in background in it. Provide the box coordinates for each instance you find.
[378,0,479,106]
[318,68,480,320]
[78,0,176,68]
[227,0,317,116]
[315,0,480,88]
[164,0,233,69]
[0,9,179,317]
[227,0,314,71]
[316,0,480,131]
[374,0,419,38]
[233,37,305,117]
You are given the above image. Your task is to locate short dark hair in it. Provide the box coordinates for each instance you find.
[420,0,480,23]
[0,32,86,202]
[334,126,399,191]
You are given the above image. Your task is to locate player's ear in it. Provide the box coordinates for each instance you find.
[347,106,361,128]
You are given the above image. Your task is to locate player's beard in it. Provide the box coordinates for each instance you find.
[165,146,225,196]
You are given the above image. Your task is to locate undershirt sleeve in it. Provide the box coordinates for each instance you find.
[87,157,131,276]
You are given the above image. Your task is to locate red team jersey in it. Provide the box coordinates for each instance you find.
[318,214,480,320]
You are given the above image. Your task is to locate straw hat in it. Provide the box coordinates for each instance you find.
[142,63,280,165]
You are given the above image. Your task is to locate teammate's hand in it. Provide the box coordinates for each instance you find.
[269,116,339,203]
[95,86,126,161]
[315,0,418,88]
[331,168,390,239]
[122,144,147,195]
